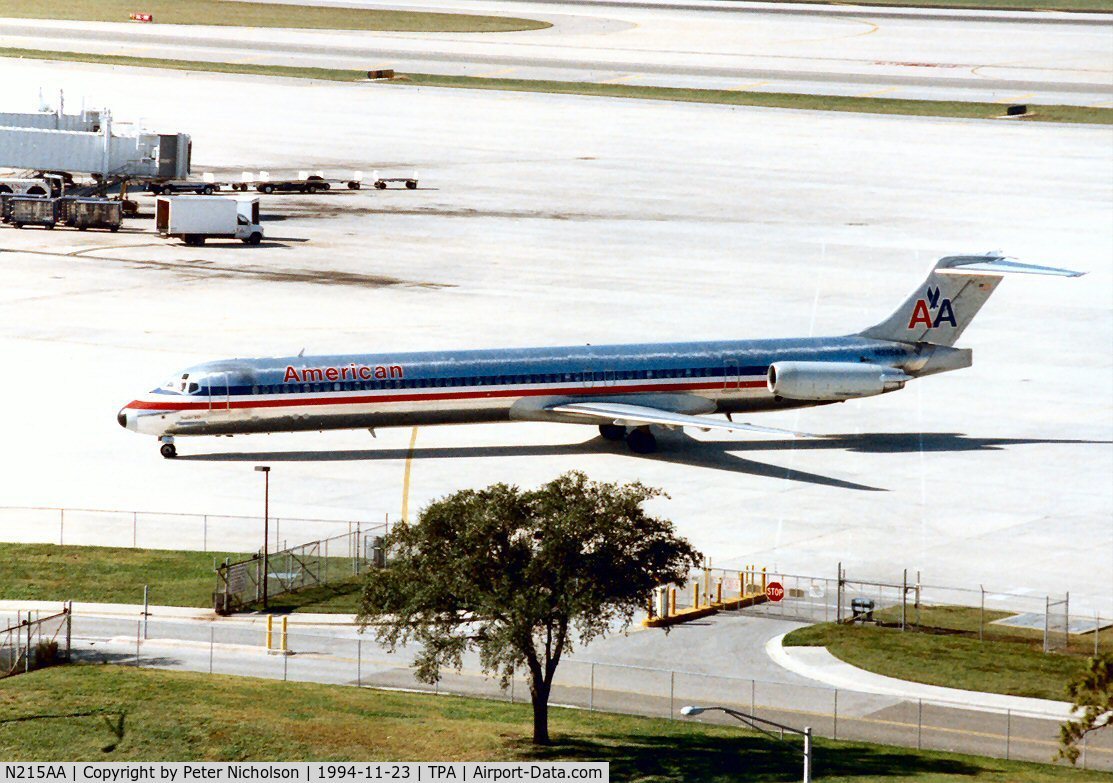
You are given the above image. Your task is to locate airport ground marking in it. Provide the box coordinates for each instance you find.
[3,48,1111,125]
[400,425,419,524]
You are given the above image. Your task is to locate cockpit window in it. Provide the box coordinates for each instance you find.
[188,383,199,393]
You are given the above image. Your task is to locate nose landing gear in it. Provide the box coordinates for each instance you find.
[159,436,177,459]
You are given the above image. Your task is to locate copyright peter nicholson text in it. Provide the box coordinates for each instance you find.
[1,764,608,783]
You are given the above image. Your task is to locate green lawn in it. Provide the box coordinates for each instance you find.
[264,576,363,614]
[0,665,1106,780]
[0,542,362,613]
[0,0,549,33]
[3,49,1111,126]
[0,543,241,608]
[783,614,1113,701]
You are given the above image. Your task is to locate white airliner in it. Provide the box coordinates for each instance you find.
[118,254,1081,458]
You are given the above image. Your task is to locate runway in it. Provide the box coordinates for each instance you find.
[1,0,1111,105]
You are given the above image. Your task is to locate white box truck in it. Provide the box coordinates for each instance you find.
[155,195,263,246]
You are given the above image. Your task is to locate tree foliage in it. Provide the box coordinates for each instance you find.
[356,471,701,744]
[1057,653,1112,763]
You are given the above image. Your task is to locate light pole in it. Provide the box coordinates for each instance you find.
[255,466,271,610]
[681,705,812,782]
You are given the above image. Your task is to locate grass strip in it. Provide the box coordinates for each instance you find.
[0,542,363,613]
[4,48,1110,125]
[0,0,550,33]
[0,543,241,608]
[783,613,1113,702]
[1,665,1108,778]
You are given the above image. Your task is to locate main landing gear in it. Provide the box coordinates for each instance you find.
[599,424,657,453]
[159,436,177,459]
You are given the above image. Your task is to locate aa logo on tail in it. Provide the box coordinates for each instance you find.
[908,286,957,330]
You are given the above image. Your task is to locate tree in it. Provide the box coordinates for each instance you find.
[356,471,701,745]
[1058,653,1112,764]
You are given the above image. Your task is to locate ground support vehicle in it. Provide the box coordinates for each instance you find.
[149,180,220,195]
[156,195,263,246]
[8,196,59,229]
[60,198,123,231]
[374,177,418,190]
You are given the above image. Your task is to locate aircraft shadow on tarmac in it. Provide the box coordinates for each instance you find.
[178,432,1109,493]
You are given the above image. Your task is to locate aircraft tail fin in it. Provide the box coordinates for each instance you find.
[860,253,1084,346]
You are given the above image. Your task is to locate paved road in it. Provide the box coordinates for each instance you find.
[7,605,1109,769]
[1,0,1110,104]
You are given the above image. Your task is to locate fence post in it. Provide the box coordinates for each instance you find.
[979,585,985,642]
[209,626,214,674]
[1064,592,1070,650]
[59,508,64,547]
[65,604,72,662]
[589,663,595,712]
[1044,597,1050,653]
[357,638,362,687]
[901,569,907,631]
[803,727,812,783]
[203,515,208,552]
[135,619,141,667]
[917,699,922,749]
[751,679,756,717]
[832,689,837,740]
[1005,709,1011,760]
[25,620,31,673]
[142,585,149,640]
[836,562,843,623]
[669,671,675,720]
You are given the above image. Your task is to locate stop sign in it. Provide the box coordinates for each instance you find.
[766,581,784,602]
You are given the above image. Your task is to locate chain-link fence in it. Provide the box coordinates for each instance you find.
[99,618,1112,772]
[0,504,387,553]
[214,526,387,613]
[654,564,1111,657]
[1,606,71,678]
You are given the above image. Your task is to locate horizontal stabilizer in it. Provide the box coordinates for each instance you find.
[938,257,1085,277]
[547,401,813,438]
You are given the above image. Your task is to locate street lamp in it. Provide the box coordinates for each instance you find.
[254,466,271,610]
[681,705,813,782]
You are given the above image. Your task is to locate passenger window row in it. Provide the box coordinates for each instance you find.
[232,366,731,395]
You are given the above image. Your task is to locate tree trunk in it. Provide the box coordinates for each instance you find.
[530,677,552,745]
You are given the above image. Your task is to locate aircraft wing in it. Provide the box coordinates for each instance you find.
[546,401,813,438]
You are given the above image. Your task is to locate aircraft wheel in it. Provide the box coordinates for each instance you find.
[160,443,177,459]
[625,426,656,454]
[599,424,625,441]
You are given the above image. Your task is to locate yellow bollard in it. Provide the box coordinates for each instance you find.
[265,614,273,650]
[716,578,722,604]
[281,616,288,652]
[669,587,676,615]
[762,567,767,593]
[692,582,699,609]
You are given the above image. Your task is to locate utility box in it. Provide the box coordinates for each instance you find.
[8,196,59,229]
[156,195,263,246]
[63,198,122,231]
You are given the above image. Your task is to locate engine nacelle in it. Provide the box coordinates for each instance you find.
[767,361,910,402]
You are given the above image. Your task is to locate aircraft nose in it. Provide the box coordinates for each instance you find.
[117,408,128,428]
